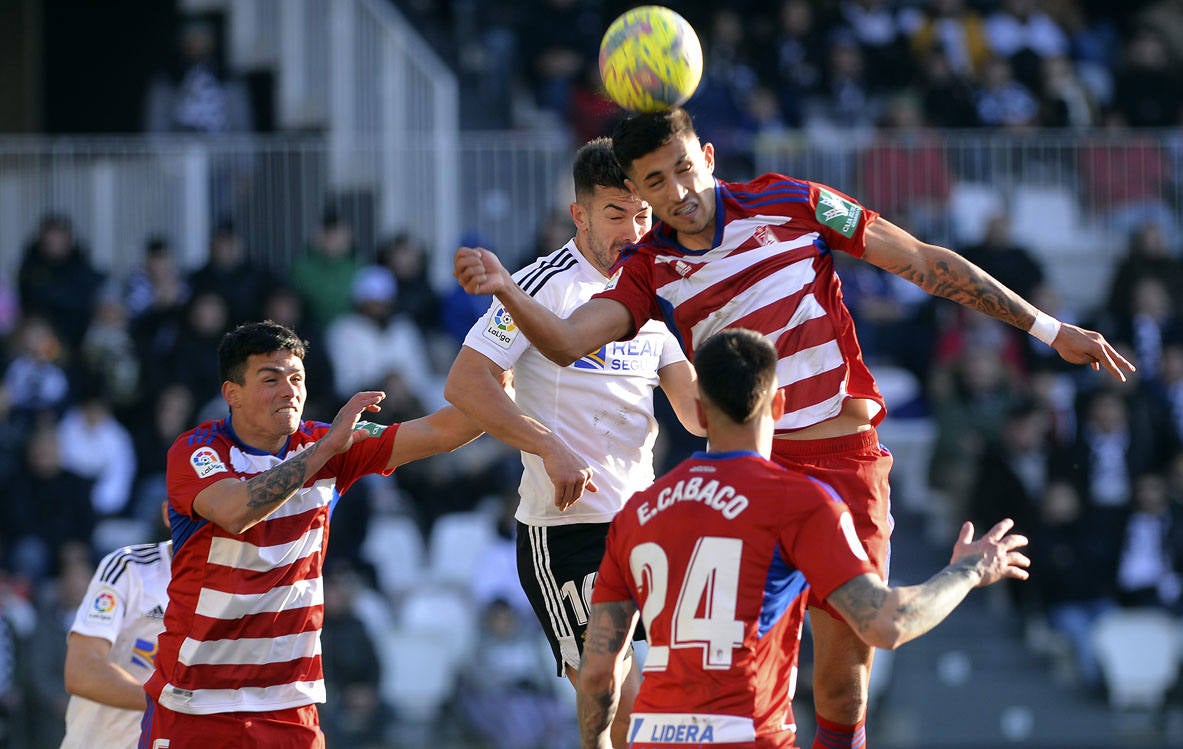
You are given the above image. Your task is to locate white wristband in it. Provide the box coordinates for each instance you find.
[1029,310,1061,346]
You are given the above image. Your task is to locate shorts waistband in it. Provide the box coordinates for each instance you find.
[771,427,880,458]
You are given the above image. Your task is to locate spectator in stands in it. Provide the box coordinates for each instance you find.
[155,291,233,412]
[1105,220,1183,321]
[3,426,94,584]
[1029,480,1120,694]
[325,266,444,410]
[129,383,195,528]
[375,231,445,336]
[974,54,1040,128]
[143,17,254,135]
[1103,276,1180,384]
[1162,337,1183,446]
[961,212,1046,302]
[803,28,881,144]
[79,290,142,415]
[969,399,1059,539]
[836,0,919,90]
[1111,26,1181,128]
[123,236,191,322]
[188,218,276,328]
[764,0,828,128]
[1,316,71,428]
[457,597,571,749]
[23,545,92,748]
[909,0,990,79]
[1039,54,1098,128]
[56,386,136,526]
[686,8,762,176]
[983,0,1070,93]
[17,213,104,351]
[916,48,981,127]
[1115,472,1183,611]
[289,207,363,328]
[319,562,389,748]
[517,0,601,121]
[1069,389,1154,520]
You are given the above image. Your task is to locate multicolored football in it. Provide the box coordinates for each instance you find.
[598,5,704,113]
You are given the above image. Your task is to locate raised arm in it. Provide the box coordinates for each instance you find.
[826,519,1030,651]
[64,633,148,710]
[194,391,386,534]
[861,217,1135,381]
[454,246,633,365]
[578,599,640,749]
[386,404,482,469]
[444,346,597,509]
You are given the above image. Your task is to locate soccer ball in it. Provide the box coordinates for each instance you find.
[598,5,703,113]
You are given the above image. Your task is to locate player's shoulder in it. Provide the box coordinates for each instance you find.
[511,243,582,297]
[94,542,169,586]
[724,173,813,211]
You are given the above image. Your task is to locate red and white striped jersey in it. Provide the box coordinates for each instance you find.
[596,174,886,432]
[593,451,877,748]
[146,417,397,714]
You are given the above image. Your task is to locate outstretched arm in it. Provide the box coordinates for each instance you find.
[444,346,597,509]
[826,518,1030,650]
[194,391,387,533]
[578,599,640,749]
[386,404,483,469]
[454,246,634,365]
[862,218,1135,381]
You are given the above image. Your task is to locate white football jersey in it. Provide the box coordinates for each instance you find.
[463,240,688,525]
[61,541,171,749]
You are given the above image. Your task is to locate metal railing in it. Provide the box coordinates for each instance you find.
[2,129,1181,313]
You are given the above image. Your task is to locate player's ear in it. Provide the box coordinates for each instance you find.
[569,201,587,233]
[694,397,708,432]
[222,380,241,410]
[770,388,786,420]
[701,141,715,173]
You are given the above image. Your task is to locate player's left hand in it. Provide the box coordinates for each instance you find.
[453,246,512,296]
[1050,323,1135,382]
[321,391,385,455]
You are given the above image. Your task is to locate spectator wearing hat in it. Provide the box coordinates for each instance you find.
[324,265,445,413]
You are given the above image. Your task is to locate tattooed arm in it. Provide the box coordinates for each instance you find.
[578,600,640,749]
[193,391,386,534]
[826,519,1031,650]
[861,217,1135,381]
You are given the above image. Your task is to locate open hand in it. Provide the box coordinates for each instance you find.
[949,518,1030,587]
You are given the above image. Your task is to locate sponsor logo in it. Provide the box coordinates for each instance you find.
[632,718,717,744]
[86,591,118,624]
[131,636,159,669]
[146,605,166,620]
[356,421,386,437]
[752,225,776,246]
[482,306,518,349]
[815,188,863,238]
[572,338,659,372]
[189,447,228,479]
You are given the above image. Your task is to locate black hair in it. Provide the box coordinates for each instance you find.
[572,137,630,200]
[611,108,697,175]
[694,328,778,425]
[218,320,308,385]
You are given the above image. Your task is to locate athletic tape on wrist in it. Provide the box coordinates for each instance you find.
[1029,310,1061,346]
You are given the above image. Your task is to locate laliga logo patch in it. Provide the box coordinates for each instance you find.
[190,446,228,479]
[87,591,118,624]
[483,306,519,349]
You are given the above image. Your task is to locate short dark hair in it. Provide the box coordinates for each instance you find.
[573,137,630,200]
[694,328,778,425]
[611,108,698,175]
[218,320,308,384]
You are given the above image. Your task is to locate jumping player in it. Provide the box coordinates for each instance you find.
[445,138,702,749]
[140,321,481,748]
[578,328,1030,749]
[454,107,1132,747]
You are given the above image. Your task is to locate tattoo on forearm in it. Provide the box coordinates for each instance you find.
[832,558,982,643]
[579,689,616,746]
[828,575,887,635]
[885,253,1032,329]
[584,602,633,655]
[245,450,312,511]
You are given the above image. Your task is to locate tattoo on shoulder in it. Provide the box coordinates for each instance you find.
[584,601,635,656]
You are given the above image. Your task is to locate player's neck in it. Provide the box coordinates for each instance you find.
[705,424,773,459]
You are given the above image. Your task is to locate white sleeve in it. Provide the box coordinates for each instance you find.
[68,550,132,645]
[461,296,534,372]
[654,326,688,368]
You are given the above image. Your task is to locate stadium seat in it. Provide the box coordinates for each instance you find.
[1007,182,1083,257]
[398,586,480,667]
[362,514,425,597]
[1090,607,1181,710]
[380,630,458,723]
[426,510,496,587]
[948,181,1005,246]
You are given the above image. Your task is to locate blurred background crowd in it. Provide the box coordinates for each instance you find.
[2,0,1183,747]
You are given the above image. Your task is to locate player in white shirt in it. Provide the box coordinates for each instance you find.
[445,138,703,749]
[61,534,171,749]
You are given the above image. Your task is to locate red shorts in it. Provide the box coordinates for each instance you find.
[770,428,893,618]
[140,697,325,749]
